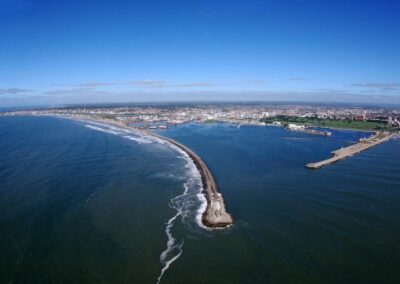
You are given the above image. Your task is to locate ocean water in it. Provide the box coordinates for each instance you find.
[1,116,400,283]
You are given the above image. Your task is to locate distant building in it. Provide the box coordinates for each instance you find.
[388,116,393,126]
[354,114,366,121]
[288,123,305,130]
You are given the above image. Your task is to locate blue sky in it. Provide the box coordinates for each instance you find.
[1,0,400,106]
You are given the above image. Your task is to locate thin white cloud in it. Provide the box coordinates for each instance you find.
[77,82,114,87]
[127,80,166,87]
[0,88,34,95]
[351,82,400,90]
[172,82,217,87]
[43,87,108,96]
[126,80,220,88]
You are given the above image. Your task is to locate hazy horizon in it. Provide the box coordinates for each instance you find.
[2,100,400,113]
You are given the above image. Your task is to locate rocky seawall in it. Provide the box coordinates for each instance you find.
[148,132,234,228]
[64,115,234,228]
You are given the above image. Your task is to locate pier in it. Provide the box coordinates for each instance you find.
[305,131,392,169]
[72,116,233,228]
[148,132,234,228]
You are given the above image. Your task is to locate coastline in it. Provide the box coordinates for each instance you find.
[63,115,234,229]
[311,125,376,133]
[203,119,377,133]
[262,122,376,133]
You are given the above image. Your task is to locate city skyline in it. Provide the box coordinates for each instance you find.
[1,0,400,106]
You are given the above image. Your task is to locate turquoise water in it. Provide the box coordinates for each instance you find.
[1,116,400,283]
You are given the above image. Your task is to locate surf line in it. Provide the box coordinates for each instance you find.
[147,131,234,229]
[73,115,234,229]
[150,129,234,283]
[58,116,234,282]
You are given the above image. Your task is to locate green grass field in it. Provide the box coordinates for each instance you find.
[260,116,389,131]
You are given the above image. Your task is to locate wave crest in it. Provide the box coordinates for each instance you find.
[76,119,207,283]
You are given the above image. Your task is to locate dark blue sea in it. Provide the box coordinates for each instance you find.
[1,116,400,283]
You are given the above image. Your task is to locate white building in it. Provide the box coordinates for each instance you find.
[287,123,305,130]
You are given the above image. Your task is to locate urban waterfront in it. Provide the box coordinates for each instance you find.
[1,116,400,283]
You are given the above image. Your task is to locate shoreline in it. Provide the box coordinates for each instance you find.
[262,122,375,133]
[310,125,376,133]
[207,120,378,133]
[63,115,234,228]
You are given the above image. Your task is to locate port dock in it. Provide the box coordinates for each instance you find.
[305,131,392,169]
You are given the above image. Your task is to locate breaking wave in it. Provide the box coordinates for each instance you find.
[84,123,153,144]
[75,119,207,283]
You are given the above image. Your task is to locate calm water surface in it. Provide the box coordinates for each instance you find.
[1,116,399,283]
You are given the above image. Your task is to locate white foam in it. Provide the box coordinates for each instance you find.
[84,123,153,144]
[73,118,209,282]
[156,242,183,284]
[124,135,152,144]
[195,193,209,230]
[157,210,183,283]
[81,119,208,227]
[155,182,190,284]
[81,119,208,228]
[143,132,208,230]
[149,132,208,230]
